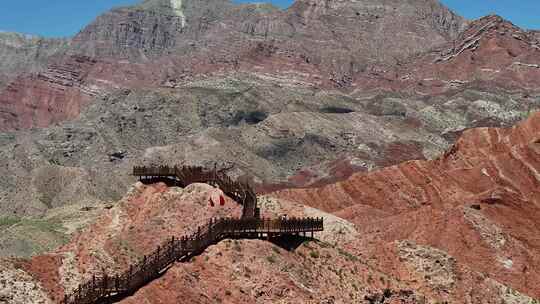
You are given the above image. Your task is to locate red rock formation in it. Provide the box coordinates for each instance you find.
[273,112,540,300]
[0,182,244,303]
[365,15,540,94]
[0,53,170,131]
[0,55,98,130]
[0,180,429,304]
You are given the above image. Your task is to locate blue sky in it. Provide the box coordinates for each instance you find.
[0,0,538,37]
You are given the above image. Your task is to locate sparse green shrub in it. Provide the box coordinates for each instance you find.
[309,250,320,259]
[367,274,374,284]
[266,255,276,263]
[0,216,20,229]
[233,241,242,252]
[337,248,359,262]
[317,241,332,248]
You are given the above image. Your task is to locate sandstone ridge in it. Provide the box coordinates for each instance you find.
[273,111,540,301]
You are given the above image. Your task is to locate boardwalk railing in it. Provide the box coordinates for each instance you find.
[60,165,323,304]
[133,165,258,218]
[61,217,324,304]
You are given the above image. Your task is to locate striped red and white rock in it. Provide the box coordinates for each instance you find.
[273,112,540,301]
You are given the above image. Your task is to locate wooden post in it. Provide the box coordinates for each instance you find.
[156,245,161,267]
[115,274,120,293]
[103,271,108,296]
[170,236,175,258]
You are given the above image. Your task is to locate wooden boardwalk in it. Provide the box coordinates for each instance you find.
[61,165,324,304]
[133,165,259,218]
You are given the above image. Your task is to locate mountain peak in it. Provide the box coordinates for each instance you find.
[288,0,466,39]
[139,0,187,26]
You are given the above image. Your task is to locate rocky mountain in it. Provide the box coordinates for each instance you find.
[0,1,536,132]
[1,113,538,303]
[70,0,466,63]
[0,1,539,302]
[390,15,540,93]
[0,2,538,251]
[0,0,469,131]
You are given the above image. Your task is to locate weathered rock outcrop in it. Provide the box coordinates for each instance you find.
[0,0,470,131]
[368,15,540,93]
[0,32,68,88]
[0,182,421,304]
[0,55,99,130]
[70,4,185,59]
[273,112,540,300]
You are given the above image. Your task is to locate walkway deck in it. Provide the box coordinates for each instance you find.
[61,165,324,304]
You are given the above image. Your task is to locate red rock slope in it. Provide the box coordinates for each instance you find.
[0,182,431,304]
[273,111,540,300]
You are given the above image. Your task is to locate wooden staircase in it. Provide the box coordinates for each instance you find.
[61,165,324,304]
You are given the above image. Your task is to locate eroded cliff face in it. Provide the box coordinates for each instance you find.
[0,32,68,87]
[403,15,540,92]
[286,0,465,66]
[0,55,100,131]
[0,0,469,131]
[0,0,536,134]
[273,112,540,300]
[0,1,537,135]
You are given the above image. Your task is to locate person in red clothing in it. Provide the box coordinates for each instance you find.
[209,187,225,207]
[219,195,225,206]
